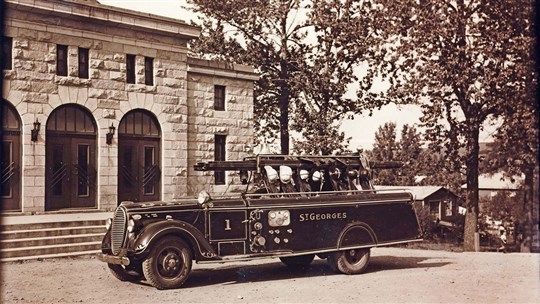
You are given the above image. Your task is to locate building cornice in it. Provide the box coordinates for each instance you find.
[5,0,201,40]
[187,57,259,81]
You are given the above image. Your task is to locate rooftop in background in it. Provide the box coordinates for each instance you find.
[374,185,457,201]
[461,172,524,191]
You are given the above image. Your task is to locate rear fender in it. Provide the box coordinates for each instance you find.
[133,220,216,260]
[337,222,377,249]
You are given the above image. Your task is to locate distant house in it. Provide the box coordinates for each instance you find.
[462,172,524,197]
[461,172,524,212]
[375,186,460,224]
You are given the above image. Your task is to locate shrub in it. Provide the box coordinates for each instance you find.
[413,204,438,240]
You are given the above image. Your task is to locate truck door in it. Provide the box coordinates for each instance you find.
[207,201,248,256]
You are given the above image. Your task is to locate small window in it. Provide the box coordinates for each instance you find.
[126,54,136,84]
[214,85,226,111]
[214,135,226,185]
[2,37,12,70]
[57,45,68,76]
[144,57,153,86]
[445,201,453,217]
[78,47,89,79]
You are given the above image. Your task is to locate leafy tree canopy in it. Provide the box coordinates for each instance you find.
[370,122,463,191]
[377,0,536,251]
[188,0,393,154]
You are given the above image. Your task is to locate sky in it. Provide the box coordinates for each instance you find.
[98,0,495,150]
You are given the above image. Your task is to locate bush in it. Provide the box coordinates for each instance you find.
[413,205,438,240]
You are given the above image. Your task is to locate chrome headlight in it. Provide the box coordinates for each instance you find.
[197,190,211,205]
[127,215,142,233]
[127,219,136,232]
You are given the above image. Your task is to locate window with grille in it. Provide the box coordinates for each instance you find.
[78,47,89,79]
[214,135,226,185]
[2,37,12,70]
[214,85,226,111]
[144,57,153,86]
[57,45,68,76]
[126,54,135,84]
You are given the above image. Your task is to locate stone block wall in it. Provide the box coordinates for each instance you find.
[186,58,256,196]
[2,0,256,213]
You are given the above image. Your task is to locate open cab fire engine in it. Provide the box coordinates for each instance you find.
[98,154,423,289]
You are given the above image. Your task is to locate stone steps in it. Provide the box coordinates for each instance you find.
[0,219,107,262]
[0,226,104,240]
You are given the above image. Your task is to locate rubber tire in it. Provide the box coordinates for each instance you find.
[108,263,144,282]
[327,248,370,274]
[142,237,192,289]
[279,254,315,268]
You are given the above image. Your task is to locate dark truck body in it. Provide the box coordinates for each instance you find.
[99,155,422,289]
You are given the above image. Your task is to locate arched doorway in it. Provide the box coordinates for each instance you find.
[45,105,97,210]
[1,101,21,211]
[118,109,161,203]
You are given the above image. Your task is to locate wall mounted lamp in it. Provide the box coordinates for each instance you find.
[31,118,41,142]
[106,123,115,145]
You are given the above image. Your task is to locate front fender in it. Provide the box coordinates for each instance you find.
[101,229,112,254]
[132,220,216,260]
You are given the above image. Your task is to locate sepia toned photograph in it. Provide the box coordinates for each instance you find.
[1,0,538,303]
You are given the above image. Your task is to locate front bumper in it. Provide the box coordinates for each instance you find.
[97,253,130,266]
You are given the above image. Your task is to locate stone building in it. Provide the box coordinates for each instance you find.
[1,0,257,214]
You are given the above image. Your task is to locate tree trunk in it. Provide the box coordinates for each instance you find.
[463,126,480,251]
[532,164,540,252]
[279,76,289,154]
[520,167,534,252]
[278,17,289,155]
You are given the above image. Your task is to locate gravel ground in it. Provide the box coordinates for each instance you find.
[2,247,539,303]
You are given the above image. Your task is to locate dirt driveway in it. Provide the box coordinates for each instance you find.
[2,247,539,303]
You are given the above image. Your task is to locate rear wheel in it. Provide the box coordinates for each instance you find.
[108,263,144,282]
[279,254,315,268]
[142,237,192,289]
[327,248,370,274]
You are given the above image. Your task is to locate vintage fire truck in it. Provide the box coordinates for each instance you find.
[98,154,422,289]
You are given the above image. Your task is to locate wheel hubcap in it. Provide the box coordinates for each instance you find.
[158,249,182,277]
[346,249,361,264]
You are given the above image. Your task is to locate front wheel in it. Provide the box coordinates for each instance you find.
[142,237,192,289]
[279,254,315,268]
[327,248,370,274]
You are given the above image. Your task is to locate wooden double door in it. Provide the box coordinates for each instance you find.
[45,135,96,210]
[118,138,161,203]
[117,109,161,204]
[1,133,21,211]
[1,101,21,211]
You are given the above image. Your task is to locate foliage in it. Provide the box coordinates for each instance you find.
[396,124,423,185]
[480,72,538,252]
[413,204,438,241]
[370,122,399,184]
[480,191,527,226]
[369,122,464,190]
[188,0,392,154]
[376,0,536,251]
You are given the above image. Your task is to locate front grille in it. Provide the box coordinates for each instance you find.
[111,207,127,255]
